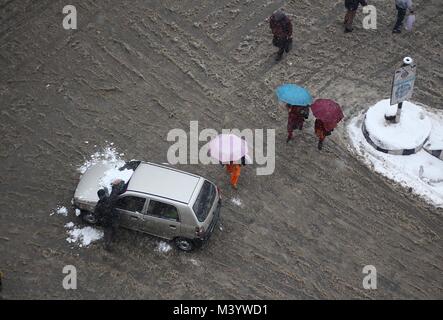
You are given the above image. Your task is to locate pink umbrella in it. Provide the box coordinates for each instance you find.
[209,134,249,163]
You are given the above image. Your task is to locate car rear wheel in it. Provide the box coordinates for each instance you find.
[174,237,195,252]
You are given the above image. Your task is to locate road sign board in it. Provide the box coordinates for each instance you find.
[390,63,417,105]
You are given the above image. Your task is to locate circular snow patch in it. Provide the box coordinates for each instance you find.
[364,99,431,151]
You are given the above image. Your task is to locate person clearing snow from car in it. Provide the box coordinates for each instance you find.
[269,10,293,62]
[94,180,125,251]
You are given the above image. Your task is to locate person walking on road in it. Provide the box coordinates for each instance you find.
[393,0,414,33]
[269,10,293,61]
[310,99,344,150]
[344,0,368,33]
[314,119,334,150]
[287,104,310,143]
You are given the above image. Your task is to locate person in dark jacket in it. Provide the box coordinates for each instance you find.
[286,104,310,143]
[393,0,413,33]
[344,0,368,33]
[94,181,125,251]
[94,188,114,251]
[269,10,293,61]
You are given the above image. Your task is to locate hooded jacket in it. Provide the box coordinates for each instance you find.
[270,11,292,39]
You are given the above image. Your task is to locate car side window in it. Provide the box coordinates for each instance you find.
[146,200,179,221]
[115,196,146,213]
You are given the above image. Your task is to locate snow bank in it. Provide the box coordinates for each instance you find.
[424,109,443,150]
[348,111,443,208]
[65,223,104,247]
[364,99,431,150]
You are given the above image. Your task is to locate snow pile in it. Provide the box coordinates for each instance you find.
[348,106,443,208]
[156,241,172,253]
[78,145,126,175]
[231,197,242,206]
[51,206,69,216]
[78,144,134,192]
[99,167,134,192]
[65,222,104,247]
[364,99,431,150]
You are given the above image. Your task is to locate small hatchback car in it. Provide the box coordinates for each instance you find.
[73,161,221,251]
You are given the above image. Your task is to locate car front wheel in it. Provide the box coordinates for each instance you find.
[174,237,195,252]
[81,211,98,225]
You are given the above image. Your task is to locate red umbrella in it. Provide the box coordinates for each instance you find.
[311,99,344,130]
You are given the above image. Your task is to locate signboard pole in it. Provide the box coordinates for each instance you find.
[394,59,412,123]
[394,102,403,123]
[387,57,416,124]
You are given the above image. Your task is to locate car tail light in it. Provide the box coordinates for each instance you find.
[195,226,205,237]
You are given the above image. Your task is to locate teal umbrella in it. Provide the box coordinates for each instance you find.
[276,84,313,107]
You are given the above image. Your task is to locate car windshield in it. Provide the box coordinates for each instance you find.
[116,160,141,193]
[192,180,216,222]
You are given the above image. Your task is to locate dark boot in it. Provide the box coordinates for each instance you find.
[393,6,407,33]
[286,134,292,143]
[318,140,323,150]
[344,10,356,33]
[285,39,293,53]
[275,48,284,61]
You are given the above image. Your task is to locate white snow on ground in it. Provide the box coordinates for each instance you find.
[156,241,172,253]
[364,99,431,150]
[65,222,104,248]
[424,108,443,150]
[348,110,443,208]
[51,206,68,216]
[189,259,201,266]
[75,209,81,217]
[231,197,242,206]
[65,222,75,228]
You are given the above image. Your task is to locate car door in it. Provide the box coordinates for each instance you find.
[141,199,181,240]
[115,195,147,231]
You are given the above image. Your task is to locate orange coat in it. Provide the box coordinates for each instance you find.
[226,164,241,187]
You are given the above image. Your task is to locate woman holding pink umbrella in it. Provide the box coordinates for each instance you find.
[209,134,249,190]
